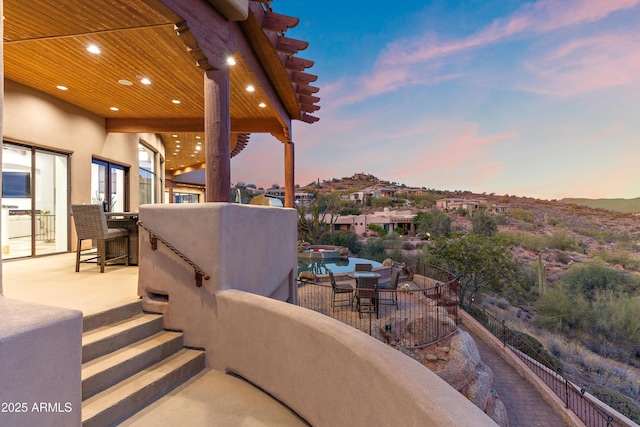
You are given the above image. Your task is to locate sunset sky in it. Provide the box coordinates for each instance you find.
[230,0,640,200]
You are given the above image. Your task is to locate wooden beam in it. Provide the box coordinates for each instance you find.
[261,11,299,32]
[292,71,317,84]
[300,104,320,113]
[298,94,320,105]
[106,117,285,134]
[301,113,319,124]
[276,36,308,55]
[285,56,314,72]
[296,84,320,95]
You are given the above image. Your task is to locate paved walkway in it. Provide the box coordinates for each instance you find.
[461,326,569,427]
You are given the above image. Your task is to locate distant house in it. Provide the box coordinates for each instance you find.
[436,198,509,214]
[342,185,401,204]
[265,187,314,205]
[332,207,416,235]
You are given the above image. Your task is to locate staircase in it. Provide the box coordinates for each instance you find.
[81,301,205,427]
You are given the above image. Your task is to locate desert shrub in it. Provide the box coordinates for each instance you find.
[560,259,639,300]
[394,226,406,235]
[510,208,535,223]
[358,237,387,262]
[547,231,582,252]
[590,385,640,424]
[401,241,415,251]
[535,285,592,332]
[546,216,559,226]
[497,231,547,252]
[596,249,640,272]
[367,224,387,236]
[512,331,562,371]
[320,231,361,254]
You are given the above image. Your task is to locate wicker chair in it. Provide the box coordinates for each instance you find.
[354,263,372,272]
[378,267,400,309]
[328,270,354,311]
[71,204,129,273]
[355,275,379,318]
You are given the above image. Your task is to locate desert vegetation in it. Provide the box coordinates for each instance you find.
[296,175,640,422]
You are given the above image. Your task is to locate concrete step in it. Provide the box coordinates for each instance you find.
[82,348,205,427]
[82,313,163,363]
[82,330,184,400]
[83,300,142,333]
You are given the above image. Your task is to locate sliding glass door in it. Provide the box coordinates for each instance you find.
[1,142,69,259]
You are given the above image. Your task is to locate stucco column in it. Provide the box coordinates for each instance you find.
[204,68,231,202]
[284,141,294,208]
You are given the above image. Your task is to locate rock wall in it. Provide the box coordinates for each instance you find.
[419,331,509,427]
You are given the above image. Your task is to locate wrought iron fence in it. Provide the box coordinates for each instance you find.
[466,303,629,427]
[297,264,460,348]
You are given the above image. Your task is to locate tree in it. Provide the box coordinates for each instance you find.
[297,192,338,244]
[414,210,451,238]
[422,233,516,306]
[471,210,497,236]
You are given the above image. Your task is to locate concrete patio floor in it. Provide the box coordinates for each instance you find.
[1,253,308,427]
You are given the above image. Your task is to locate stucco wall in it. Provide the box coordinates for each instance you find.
[209,290,497,426]
[0,297,82,427]
[3,79,165,211]
[138,203,298,348]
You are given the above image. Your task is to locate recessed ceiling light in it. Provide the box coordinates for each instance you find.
[118,79,133,86]
[195,136,201,139]
[87,44,101,54]
[173,134,178,137]
[195,146,202,151]
[176,144,181,148]
[246,85,255,92]
[110,107,119,111]
[259,102,266,108]
[56,85,68,91]
[196,141,202,145]
[227,57,236,66]
[140,77,151,85]
[191,154,195,157]
[172,100,181,104]
[173,153,177,156]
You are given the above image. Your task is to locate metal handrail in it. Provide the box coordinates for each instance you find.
[465,302,628,427]
[137,221,210,287]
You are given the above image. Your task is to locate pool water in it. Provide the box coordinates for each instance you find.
[297,257,382,275]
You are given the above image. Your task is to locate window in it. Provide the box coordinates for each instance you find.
[174,192,199,203]
[91,159,127,212]
[139,142,156,204]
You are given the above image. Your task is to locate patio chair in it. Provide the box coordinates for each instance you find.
[355,275,378,319]
[328,270,354,311]
[378,267,400,309]
[71,204,129,273]
[354,263,372,272]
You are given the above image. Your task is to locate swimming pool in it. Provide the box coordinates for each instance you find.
[297,256,382,275]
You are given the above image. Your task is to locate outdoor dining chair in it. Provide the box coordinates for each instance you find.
[354,263,372,272]
[328,270,354,311]
[355,275,379,318]
[378,267,400,309]
[71,204,129,273]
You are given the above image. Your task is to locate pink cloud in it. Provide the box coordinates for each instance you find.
[380,0,640,66]
[522,32,640,95]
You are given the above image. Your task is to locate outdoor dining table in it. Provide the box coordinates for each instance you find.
[105,212,139,265]
[347,271,381,315]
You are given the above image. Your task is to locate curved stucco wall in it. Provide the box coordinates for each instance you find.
[137,203,298,346]
[209,290,497,427]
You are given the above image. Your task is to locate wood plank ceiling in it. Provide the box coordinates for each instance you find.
[2,0,320,176]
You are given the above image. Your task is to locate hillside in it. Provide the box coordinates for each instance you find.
[562,197,640,214]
